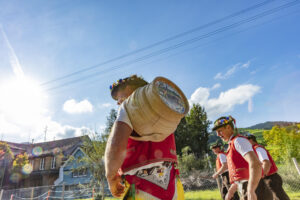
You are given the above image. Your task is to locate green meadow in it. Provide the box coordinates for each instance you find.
[103,189,300,200]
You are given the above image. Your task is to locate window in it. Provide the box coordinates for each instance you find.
[39,158,45,170]
[51,157,56,169]
[72,168,87,177]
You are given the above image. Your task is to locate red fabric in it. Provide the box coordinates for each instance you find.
[216,152,226,171]
[227,135,250,183]
[120,134,178,173]
[125,166,177,200]
[119,133,178,199]
[253,144,278,176]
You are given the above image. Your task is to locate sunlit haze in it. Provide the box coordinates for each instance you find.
[0,76,48,133]
[0,0,299,143]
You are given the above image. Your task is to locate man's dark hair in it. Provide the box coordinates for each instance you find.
[110,75,148,100]
[247,134,257,143]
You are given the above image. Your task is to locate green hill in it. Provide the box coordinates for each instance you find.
[209,121,299,147]
[245,121,298,130]
[238,128,266,145]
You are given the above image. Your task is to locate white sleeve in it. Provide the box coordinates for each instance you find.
[116,103,133,129]
[234,137,253,157]
[255,147,269,162]
[219,154,227,164]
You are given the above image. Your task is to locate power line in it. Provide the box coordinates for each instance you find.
[45,0,300,92]
[40,0,274,86]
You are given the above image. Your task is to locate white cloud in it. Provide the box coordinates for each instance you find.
[214,61,251,80]
[241,61,250,68]
[190,87,210,105]
[248,98,253,113]
[99,103,113,108]
[211,83,221,90]
[214,73,222,80]
[0,104,93,143]
[28,117,93,142]
[63,99,93,114]
[189,84,260,118]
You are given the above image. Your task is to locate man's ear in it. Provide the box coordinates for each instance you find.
[124,85,134,94]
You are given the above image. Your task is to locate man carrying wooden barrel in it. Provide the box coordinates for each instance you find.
[211,142,239,200]
[247,134,290,200]
[213,116,272,200]
[104,75,185,200]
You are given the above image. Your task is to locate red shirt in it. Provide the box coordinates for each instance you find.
[253,144,278,176]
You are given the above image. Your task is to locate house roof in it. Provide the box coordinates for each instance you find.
[4,135,90,158]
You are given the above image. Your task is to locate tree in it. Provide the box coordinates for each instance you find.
[75,108,117,199]
[174,117,189,156]
[0,142,14,160]
[175,104,211,158]
[263,124,300,163]
[12,153,29,170]
[0,142,14,188]
[178,146,201,174]
[9,152,30,186]
[104,109,117,136]
[80,133,107,200]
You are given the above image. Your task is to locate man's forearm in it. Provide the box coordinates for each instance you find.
[216,163,228,175]
[262,160,271,176]
[246,152,262,191]
[105,140,126,180]
[105,122,132,180]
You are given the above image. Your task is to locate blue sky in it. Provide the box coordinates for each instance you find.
[0,0,299,142]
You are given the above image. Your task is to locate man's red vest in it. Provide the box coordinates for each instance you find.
[253,144,278,176]
[120,133,178,173]
[119,133,178,200]
[216,151,226,171]
[227,135,250,183]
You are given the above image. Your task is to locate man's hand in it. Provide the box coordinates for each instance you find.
[225,192,233,200]
[212,173,218,179]
[247,189,257,200]
[107,174,125,198]
[225,183,237,200]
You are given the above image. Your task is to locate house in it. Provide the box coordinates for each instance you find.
[0,135,92,189]
[54,146,92,186]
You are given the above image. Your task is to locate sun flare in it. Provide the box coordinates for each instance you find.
[0,76,48,126]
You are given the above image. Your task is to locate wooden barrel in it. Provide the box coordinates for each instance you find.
[124,76,189,142]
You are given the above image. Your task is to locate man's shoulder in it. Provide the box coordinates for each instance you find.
[255,146,267,153]
[234,136,250,144]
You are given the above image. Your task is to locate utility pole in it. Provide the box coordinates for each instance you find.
[44,126,48,142]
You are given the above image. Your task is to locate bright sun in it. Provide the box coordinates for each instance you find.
[0,76,48,126]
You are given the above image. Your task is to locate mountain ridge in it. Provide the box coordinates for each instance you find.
[244,121,299,130]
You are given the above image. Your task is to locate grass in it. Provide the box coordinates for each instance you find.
[184,189,221,200]
[103,190,222,200]
[285,190,300,200]
[103,189,300,200]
